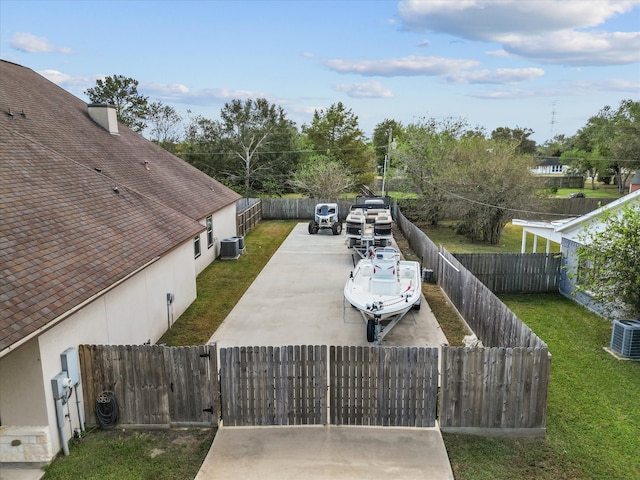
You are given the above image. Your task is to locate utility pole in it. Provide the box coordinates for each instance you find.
[550,101,557,138]
[381,127,392,196]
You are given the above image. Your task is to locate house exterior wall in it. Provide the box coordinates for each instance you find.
[194,203,238,275]
[0,340,48,425]
[532,165,567,175]
[0,240,197,463]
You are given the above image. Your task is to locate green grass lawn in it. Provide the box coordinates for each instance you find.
[416,220,561,254]
[443,294,640,480]
[420,220,640,479]
[554,186,623,199]
[43,428,215,480]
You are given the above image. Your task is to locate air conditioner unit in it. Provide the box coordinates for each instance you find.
[610,319,640,359]
[233,236,245,252]
[220,237,240,260]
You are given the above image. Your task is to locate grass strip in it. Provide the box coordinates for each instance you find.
[159,220,296,346]
[43,428,215,480]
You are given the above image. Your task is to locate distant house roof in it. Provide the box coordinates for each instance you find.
[535,156,563,167]
[0,60,241,354]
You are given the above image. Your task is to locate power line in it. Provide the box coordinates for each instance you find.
[424,179,580,218]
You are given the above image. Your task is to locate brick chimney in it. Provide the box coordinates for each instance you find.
[87,104,119,135]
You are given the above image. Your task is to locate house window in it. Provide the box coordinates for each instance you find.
[194,235,201,259]
[206,216,213,248]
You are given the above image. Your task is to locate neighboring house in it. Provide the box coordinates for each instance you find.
[0,60,241,466]
[531,156,569,175]
[513,190,640,316]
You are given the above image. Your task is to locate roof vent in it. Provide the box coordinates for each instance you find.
[610,319,640,359]
[88,104,119,135]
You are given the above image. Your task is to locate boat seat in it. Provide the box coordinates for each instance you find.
[372,260,395,279]
[371,278,397,295]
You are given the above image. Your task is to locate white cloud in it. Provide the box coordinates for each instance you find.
[325,55,479,76]
[11,32,71,54]
[447,68,545,84]
[501,31,640,65]
[485,49,511,58]
[141,81,265,106]
[398,0,635,36]
[334,81,394,98]
[472,77,640,99]
[38,69,91,86]
[141,81,190,96]
[397,0,640,66]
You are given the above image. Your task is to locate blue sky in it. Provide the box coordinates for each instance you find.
[1,0,639,143]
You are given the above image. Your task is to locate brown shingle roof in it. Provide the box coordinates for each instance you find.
[0,60,241,353]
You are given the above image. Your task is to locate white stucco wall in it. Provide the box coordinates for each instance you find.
[194,204,238,275]
[0,240,197,462]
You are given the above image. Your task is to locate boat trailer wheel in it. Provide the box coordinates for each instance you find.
[366,319,375,343]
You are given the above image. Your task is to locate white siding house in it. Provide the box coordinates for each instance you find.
[513,191,640,316]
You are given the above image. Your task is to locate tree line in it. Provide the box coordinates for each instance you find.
[85,75,639,244]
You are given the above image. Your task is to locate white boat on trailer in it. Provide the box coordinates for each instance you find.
[344,247,422,344]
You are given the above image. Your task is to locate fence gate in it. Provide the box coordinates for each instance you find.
[330,346,439,427]
[219,345,327,426]
[79,344,219,427]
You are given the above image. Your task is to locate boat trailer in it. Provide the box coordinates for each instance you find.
[343,296,417,346]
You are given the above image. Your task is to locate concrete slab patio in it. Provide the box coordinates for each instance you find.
[195,426,453,480]
[197,223,453,479]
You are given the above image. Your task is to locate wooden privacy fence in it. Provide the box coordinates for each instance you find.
[236,198,262,236]
[395,207,550,434]
[330,346,439,427]
[219,345,327,426]
[440,347,550,435]
[438,248,546,349]
[260,198,356,221]
[80,344,439,429]
[453,253,562,293]
[79,344,219,427]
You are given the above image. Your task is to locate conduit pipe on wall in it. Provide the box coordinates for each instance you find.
[51,372,72,456]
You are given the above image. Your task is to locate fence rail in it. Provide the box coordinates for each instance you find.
[395,207,550,434]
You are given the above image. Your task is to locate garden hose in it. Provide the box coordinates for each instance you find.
[96,390,119,429]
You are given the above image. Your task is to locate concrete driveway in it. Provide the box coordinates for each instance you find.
[197,223,453,480]
[209,223,448,348]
